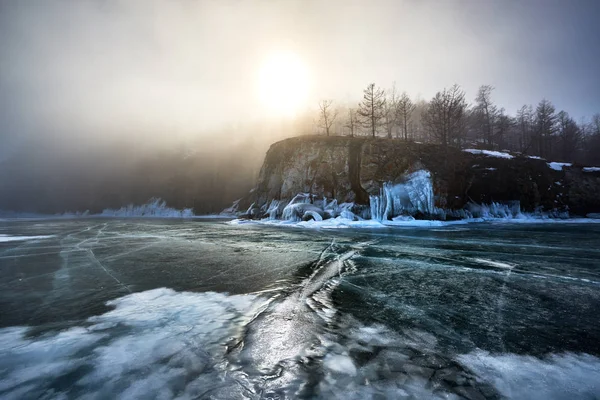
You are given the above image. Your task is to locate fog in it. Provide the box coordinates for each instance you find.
[1,0,599,213]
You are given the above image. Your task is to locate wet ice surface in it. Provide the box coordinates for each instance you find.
[1,219,600,399]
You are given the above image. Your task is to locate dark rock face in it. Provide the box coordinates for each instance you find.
[242,136,600,217]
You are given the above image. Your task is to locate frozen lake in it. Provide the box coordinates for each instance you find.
[1,219,599,399]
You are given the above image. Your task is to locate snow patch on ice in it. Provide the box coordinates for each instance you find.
[547,162,572,171]
[0,234,53,243]
[528,155,544,160]
[464,149,514,159]
[458,351,600,400]
[323,354,357,376]
[471,258,516,270]
[583,167,600,172]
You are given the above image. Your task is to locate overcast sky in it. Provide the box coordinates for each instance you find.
[1,0,599,149]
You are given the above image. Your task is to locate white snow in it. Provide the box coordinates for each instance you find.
[547,162,572,171]
[464,149,514,159]
[528,155,544,160]
[583,167,600,172]
[0,288,263,400]
[0,234,53,243]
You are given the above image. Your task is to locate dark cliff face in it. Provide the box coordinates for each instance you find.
[243,136,600,216]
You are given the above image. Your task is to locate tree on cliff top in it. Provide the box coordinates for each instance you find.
[357,83,386,137]
[383,84,399,139]
[534,99,557,158]
[318,99,338,136]
[473,85,498,147]
[422,85,467,148]
[516,104,534,153]
[556,111,581,162]
[344,107,358,137]
[397,92,416,141]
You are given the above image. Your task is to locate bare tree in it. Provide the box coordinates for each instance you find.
[397,92,416,140]
[495,108,514,149]
[473,85,498,147]
[344,107,358,137]
[534,99,557,158]
[516,104,534,153]
[383,84,399,139]
[584,113,600,164]
[591,113,600,137]
[557,111,581,161]
[357,83,386,138]
[422,84,468,148]
[318,100,338,136]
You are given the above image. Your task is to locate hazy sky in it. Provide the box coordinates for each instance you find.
[1,0,599,149]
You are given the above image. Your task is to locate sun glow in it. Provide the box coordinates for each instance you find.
[257,52,310,117]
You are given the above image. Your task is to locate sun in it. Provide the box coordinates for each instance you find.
[257,52,310,117]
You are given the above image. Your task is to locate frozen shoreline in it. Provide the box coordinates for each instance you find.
[2,213,599,227]
[228,215,600,229]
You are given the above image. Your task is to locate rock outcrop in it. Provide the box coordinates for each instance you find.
[239,136,600,219]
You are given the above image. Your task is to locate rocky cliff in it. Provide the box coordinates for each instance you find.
[239,136,600,220]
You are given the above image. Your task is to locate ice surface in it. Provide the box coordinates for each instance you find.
[547,162,572,171]
[458,351,600,400]
[464,149,514,159]
[2,220,600,399]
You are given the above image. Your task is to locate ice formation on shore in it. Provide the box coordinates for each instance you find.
[100,198,194,218]
[370,170,436,221]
